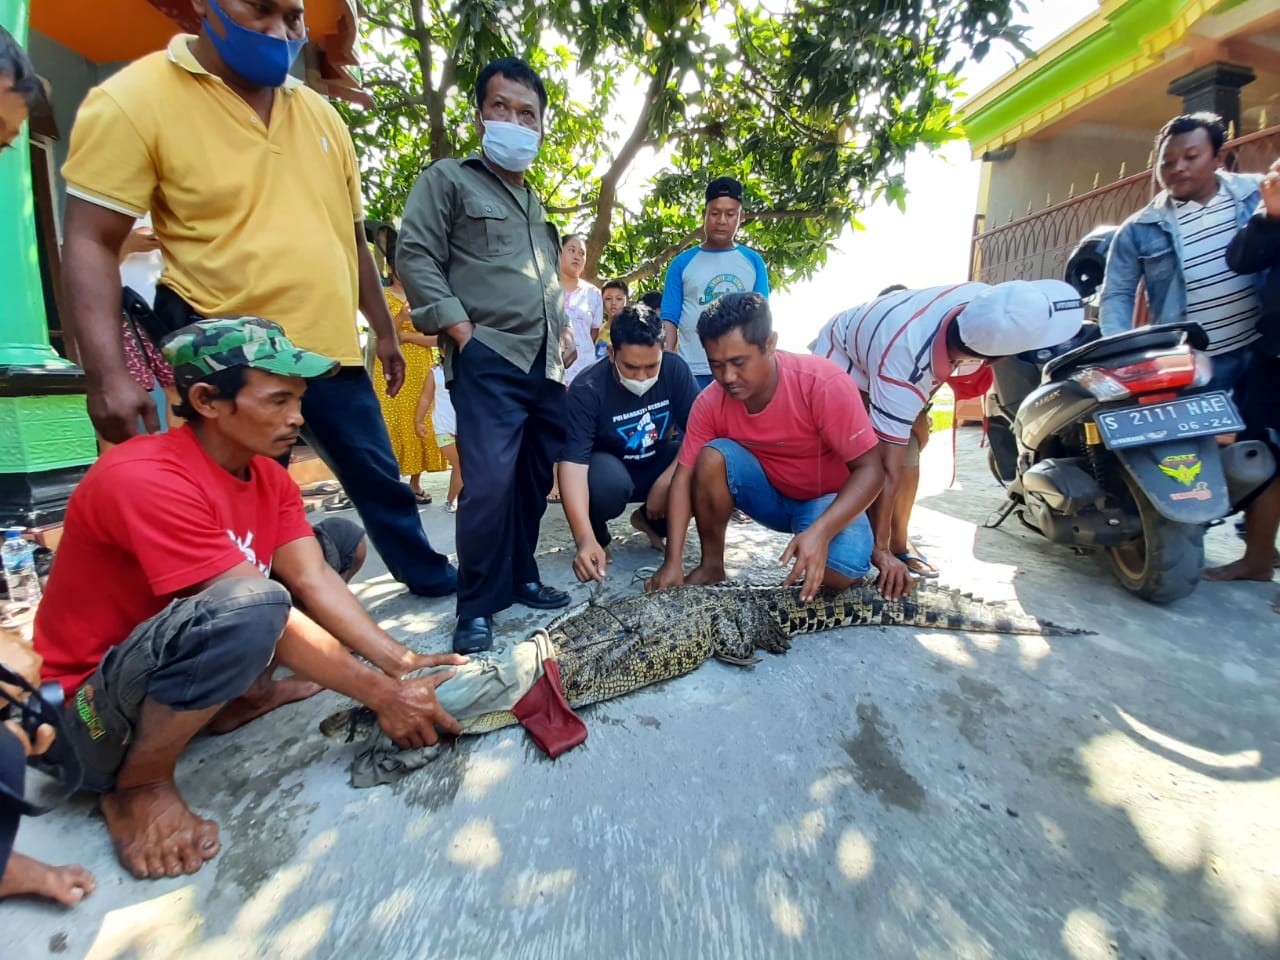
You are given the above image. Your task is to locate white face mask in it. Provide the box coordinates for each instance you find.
[481,119,540,172]
[616,359,661,397]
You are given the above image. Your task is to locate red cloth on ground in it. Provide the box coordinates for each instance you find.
[677,351,878,501]
[512,659,588,758]
[34,426,314,695]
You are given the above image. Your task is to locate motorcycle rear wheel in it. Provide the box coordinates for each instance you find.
[1106,470,1204,603]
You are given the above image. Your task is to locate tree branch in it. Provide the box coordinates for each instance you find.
[379,97,431,114]
[406,0,453,160]
[545,199,598,216]
[736,23,830,141]
[363,13,412,36]
[582,60,674,278]
[738,76,828,141]
[615,224,702,287]
[744,208,828,222]
[364,76,411,92]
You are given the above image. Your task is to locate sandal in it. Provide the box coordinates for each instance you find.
[413,490,433,505]
[895,552,940,578]
[444,499,458,513]
[301,480,341,497]
[322,492,353,512]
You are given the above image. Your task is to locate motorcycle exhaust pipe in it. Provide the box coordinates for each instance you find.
[1222,439,1278,512]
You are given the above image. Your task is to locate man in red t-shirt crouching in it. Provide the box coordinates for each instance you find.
[645,293,885,601]
[34,318,466,881]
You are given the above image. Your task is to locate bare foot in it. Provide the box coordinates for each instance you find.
[630,508,666,551]
[1203,559,1275,582]
[685,563,727,586]
[0,853,95,905]
[207,674,324,735]
[101,781,220,879]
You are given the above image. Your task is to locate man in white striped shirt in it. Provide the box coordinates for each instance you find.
[815,280,1083,599]
[1100,112,1264,390]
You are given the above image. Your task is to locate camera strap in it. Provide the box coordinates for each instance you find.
[0,664,83,813]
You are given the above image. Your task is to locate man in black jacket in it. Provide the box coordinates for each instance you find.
[1205,158,1280,605]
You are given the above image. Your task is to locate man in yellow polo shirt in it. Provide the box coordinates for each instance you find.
[59,0,457,597]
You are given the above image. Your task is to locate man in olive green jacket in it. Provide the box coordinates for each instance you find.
[398,57,573,653]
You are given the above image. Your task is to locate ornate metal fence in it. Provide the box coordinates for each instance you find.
[970,125,1280,284]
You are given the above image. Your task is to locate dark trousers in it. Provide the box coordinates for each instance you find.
[450,339,566,618]
[299,367,454,594]
[586,447,675,546]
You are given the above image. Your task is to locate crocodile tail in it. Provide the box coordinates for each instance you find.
[778,582,1088,636]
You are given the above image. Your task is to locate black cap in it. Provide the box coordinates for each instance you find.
[705,176,743,204]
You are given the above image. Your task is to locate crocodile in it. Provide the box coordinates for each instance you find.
[444,580,1085,735]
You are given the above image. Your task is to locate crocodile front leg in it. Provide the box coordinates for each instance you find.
[712,602,790,664]
[740,600,790,654]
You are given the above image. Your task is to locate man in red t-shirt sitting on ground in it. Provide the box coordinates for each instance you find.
[34,318,465,881]
[645,293,885,600]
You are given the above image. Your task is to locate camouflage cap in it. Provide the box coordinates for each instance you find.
[162,317,339,390]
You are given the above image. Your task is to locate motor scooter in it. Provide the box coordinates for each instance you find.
[984,321,1273,602]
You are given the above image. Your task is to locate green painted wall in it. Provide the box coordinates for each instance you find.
[0,395,97,472]
[964,0,1193,151]
[0,0,70,368]
[2,0,97,475]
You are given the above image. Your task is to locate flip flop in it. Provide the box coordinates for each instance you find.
[895,552,940,578]
[444,499,458,513]
[301,480,341,496]
[546,494,562,503]
[413,491,433,505]
[322,492,353,512]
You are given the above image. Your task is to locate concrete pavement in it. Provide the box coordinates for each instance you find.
[4,426,1277,959]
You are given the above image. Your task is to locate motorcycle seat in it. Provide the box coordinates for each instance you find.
[1043,323,1206,382]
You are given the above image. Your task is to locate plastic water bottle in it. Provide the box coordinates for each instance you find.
[2,529,41,608]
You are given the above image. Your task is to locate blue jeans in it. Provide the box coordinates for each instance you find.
[299,367,455,595]
[1208,348,1252,394]
[707,439,872,578]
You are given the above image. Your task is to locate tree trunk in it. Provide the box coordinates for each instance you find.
[581,60,673,284]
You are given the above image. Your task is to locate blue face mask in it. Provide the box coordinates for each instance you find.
[204,0,307,89]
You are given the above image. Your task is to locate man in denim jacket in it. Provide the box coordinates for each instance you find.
[1100,113,1263,391]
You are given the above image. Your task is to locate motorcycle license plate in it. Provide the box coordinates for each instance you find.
[1094,391,1245,449]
